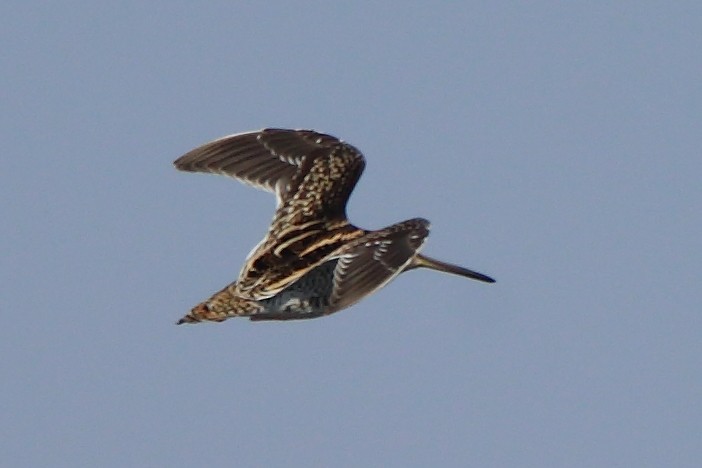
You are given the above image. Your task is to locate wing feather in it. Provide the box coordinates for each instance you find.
[174,128,361,202]
[326,218,430,313]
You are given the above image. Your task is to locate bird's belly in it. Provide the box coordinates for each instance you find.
[259,260,337,316]
[261,291,325,315]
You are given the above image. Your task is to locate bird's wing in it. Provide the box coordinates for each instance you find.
[174,128,363,205]
[237,143,367,299]
[265,134,365,233]
[184,129,368,300]
[324,218,430,314]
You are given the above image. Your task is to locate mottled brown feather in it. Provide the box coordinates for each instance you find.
[174,129,495,325]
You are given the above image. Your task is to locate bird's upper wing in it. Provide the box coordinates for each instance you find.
[174,128,360,204]
[325,218,430,314]
[177,128,369,300]
[236,140,368,298]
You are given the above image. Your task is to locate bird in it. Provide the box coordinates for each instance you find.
[174,128,495,324]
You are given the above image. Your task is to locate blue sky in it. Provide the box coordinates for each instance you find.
[2,2,701,467]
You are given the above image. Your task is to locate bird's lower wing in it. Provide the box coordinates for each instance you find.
[325,218,430,314]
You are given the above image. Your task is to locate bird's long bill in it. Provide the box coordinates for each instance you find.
[412,254,496,283]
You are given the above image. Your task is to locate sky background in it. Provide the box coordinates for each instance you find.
[2,2,701,467]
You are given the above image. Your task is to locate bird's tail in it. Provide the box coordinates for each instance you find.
[176,288,264,325]
[176,303,227,325]
[410,254,495,283]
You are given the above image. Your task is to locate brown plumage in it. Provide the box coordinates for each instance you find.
[174,128,494,324]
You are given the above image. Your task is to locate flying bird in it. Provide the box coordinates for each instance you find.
[175,128,494,324]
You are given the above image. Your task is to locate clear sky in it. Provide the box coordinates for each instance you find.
[2,2,701,467]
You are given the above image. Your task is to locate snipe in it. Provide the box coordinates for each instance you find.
[175,129,494,324]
